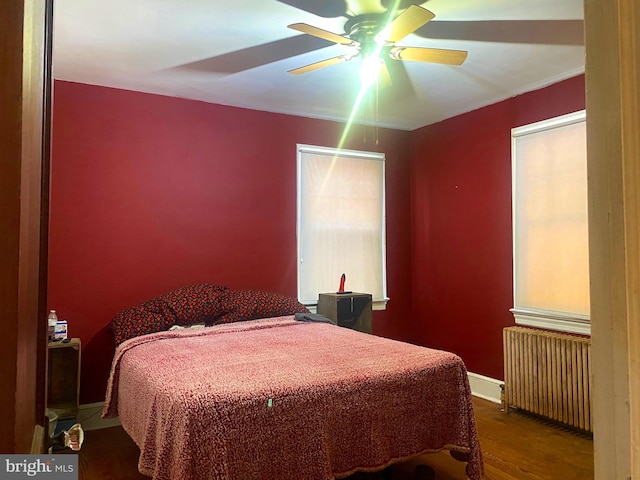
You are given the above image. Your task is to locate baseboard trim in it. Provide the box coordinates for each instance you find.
[78,402,121,431]
[468,371,503,404]
[80,372,503,431]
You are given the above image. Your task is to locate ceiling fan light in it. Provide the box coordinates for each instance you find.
[374,26,391,45]
[360,55,383,88]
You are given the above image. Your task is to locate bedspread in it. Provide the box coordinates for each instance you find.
[103,316,483,480]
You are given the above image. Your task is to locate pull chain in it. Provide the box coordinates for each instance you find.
[375,76,380,146]
[362,95,367,144]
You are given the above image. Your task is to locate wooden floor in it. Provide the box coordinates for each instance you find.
[67,398,593,480]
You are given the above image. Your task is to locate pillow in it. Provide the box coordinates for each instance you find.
[111,297,175,345]
[111,284,229,344]
[158,284,229,326]
[214,289,310,325]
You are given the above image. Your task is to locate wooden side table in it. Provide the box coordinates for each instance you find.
[317,292,373,334]
[47,338,81,420]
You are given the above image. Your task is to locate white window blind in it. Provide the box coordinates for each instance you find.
[511,110,590,334]
[297,144,387,309]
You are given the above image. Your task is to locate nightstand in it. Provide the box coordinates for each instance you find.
[317,292,372,334]
[47,338,81,420]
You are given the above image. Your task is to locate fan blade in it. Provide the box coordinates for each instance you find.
[276,0,347,19]
[384,57,415,98]
[391,46,468,65]
[385,5,435,43]
[288,54,351,75]
[381,0,427,9]
[415,20,584,46]
[288,23,355,46]
[171,35,334,75]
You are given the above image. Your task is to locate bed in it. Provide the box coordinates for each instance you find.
[102,287,484,480]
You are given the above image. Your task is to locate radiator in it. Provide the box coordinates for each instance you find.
[503,326,592,432]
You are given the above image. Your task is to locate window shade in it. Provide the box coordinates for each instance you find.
[512,111,590,331]
[297,145,387,306]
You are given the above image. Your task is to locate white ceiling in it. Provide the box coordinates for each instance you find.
[52,0,585,131]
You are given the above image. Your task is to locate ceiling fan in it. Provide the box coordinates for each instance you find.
[286,5,468,85]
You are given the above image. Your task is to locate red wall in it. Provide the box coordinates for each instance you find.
[49,81,413,403]
[409,75,586,380]
[50,75,585,403]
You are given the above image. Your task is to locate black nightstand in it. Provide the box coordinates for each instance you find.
[317,292,372,333]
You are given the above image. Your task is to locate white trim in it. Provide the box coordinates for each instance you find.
[511,308,591,335]
[77,402,121,431]
[372,298,389,310]
[467,372,502,404]
[304,297,389,314]
[512,109,585,137]
[513,67,585,99]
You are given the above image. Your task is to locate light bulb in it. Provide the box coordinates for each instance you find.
[360,55,381,88]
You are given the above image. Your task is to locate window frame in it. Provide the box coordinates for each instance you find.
[510,110,590,335]
[296,143,388,311]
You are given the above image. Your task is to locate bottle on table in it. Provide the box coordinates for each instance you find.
[47,310,58,342]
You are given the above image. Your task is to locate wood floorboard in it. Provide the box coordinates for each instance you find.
[65,398,593,479]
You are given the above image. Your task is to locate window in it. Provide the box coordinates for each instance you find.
[511,110,590,335]
[297,144,388,310]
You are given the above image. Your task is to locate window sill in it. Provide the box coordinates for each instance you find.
[373,298,389,311]
[304,297,389,314]
[511,308,590,335]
